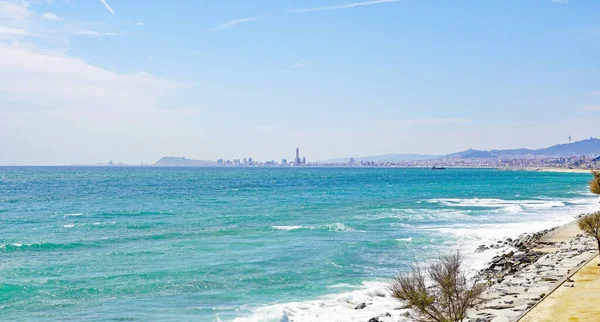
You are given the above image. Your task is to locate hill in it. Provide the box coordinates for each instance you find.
[445,138,600,159]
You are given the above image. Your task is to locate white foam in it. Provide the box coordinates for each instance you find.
[272,226,304,231]
[396,237,412,243]
[230,281,409,322]
[324,223,355,232]
[271,223,357,232]
[63,224,74,228]
[427,198,566,210]
[64,213,83,217]
[326,283,355,289]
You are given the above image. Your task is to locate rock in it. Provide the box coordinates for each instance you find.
[477,245,490,252]
[355,302,367,310]
[470,318,490,322]
[490,315,510,322]
[367,318,380,322]
[541,277,558,282]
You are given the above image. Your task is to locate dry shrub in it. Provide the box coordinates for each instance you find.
[590,170,600,195]
[578,211,600,259]
[390,252,486,322]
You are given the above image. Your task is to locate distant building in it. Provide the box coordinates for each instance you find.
[295,148,301,165]
[281,158,287,166]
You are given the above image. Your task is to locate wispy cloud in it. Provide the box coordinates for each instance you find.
[591,91,600,95]
[378,118,471,129]
[581,105,600,112]
[210,14,267,31]
[552,0,568,4]
[75,30,119,37]
[41,12,61,21]
[99,0,114,14]
[289,0,401,13]
[136,22,144,26]
[0,0,32,21]
[0,26,30,36]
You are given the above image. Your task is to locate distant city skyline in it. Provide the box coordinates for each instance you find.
[1,0,600,165]
[107,137,600,168]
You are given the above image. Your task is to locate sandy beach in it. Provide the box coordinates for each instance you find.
[523,168,595,174]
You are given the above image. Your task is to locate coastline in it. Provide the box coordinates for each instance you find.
[467,215,598,322]
[233,207,600,322]
[520,167,594,174]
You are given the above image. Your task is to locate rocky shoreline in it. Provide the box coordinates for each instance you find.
[467,217,597,322]
[354,217,598,322]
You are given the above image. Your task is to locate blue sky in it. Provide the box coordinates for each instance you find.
[0,0,599,165]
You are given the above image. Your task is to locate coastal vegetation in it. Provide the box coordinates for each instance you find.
[389,252,486,322]
[577,211,600,262]
[590,170,600,195]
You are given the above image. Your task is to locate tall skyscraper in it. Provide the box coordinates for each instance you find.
[295,148,301,165]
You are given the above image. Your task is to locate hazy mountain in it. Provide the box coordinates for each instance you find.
[445,138,600,159]
[328,154,440,163]
[155,157,213,166]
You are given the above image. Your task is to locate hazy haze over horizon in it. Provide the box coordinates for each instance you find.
[1,0,600,165]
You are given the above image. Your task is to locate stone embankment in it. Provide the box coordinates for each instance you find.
[357,219,597,322]
[467,224,597,322]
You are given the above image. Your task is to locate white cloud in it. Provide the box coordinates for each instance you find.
[99,0,114,14]
[136,22,144,26]
[0,43,190,165]
[75,30,119,37]
[289,0,401,13]
[581,105,600,112]
[0,26,29,35]
[210,15,266,31]
[552,0,568,3]
[0,0,32,22]
[591,91,600,95]
[41,12,61,21]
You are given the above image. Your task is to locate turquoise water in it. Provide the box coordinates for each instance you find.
[0,167,597,321]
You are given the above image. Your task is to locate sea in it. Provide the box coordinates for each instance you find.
[1,167,598,321]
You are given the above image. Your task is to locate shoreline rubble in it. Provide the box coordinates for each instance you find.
[466,216,597,322]
[358,216,598,322]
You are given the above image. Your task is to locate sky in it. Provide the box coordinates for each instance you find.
[0,0,599,165]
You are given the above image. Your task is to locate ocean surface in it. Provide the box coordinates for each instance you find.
[1,167,598,321]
